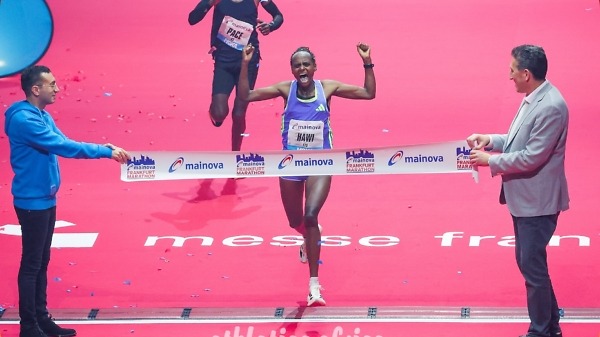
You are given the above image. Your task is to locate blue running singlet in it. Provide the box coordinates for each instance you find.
[281,80,332,150]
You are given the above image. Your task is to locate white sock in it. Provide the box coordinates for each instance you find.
[309,277,319,286]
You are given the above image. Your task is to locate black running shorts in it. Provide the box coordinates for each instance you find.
[212,59,259,96]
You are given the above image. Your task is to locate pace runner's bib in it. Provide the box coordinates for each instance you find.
[216,16,254,51]
[287,119,325,150]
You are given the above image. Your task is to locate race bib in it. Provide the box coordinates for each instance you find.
[287,119,324,149]
[216,16,254,51]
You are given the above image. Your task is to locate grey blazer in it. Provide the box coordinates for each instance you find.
[488,81,569,217]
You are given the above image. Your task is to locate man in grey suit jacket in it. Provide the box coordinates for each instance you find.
[467,45,569,337]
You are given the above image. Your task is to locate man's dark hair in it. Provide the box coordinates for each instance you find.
[511,45,547,81]
[21,65,51,96]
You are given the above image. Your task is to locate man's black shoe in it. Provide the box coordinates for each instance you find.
[20,324,48,337]
[518,332,562,337]
[38,315,77,337]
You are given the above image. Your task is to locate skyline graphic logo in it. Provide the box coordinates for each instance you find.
[127,154,155,168]
[456,146,472,170]
[346,149,375,173]
[236,153,265,176]
[126,154,156,180]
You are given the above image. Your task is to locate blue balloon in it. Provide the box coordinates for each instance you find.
[0,0,54,77]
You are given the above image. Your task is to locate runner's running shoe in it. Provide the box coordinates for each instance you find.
[307,283,326,306]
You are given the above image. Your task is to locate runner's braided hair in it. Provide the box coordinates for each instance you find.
[290,47,316,66]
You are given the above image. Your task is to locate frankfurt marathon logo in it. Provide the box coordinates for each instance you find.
[456,146,473,170]
[168,157,225,173]
[0,221,98,248]
[236,153,265,176]
[126,154,156,180]
[346,149,375,173]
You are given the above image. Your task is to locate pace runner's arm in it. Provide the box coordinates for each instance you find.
[257,0,283,35]
[188,0,220,25]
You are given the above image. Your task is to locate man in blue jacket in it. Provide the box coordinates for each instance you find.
[4,65,130,337]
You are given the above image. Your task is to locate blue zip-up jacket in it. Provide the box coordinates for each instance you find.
[4,100,112,210]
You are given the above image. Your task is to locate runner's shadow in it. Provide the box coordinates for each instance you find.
[275,303,321,337]
[151,178,267,231]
